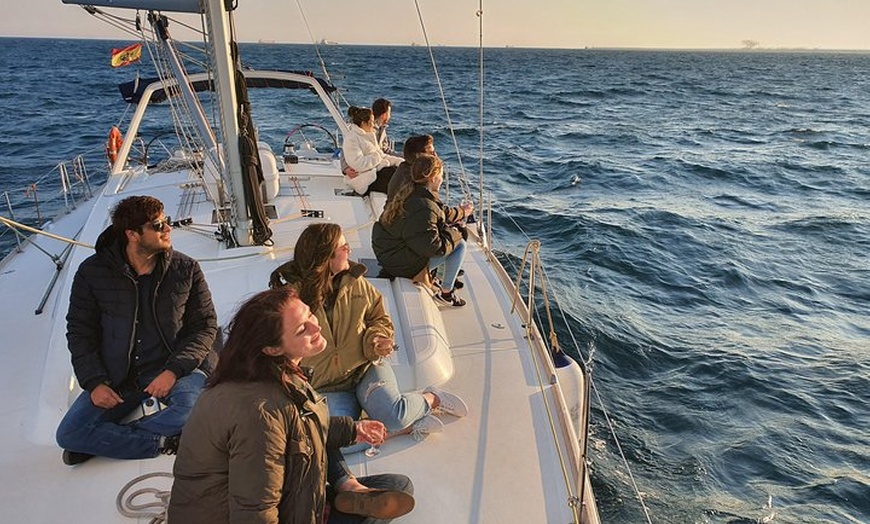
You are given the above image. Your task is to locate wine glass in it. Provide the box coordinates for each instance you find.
[372,339,397,366]
[460,197,474,224]
[362,416,388,458]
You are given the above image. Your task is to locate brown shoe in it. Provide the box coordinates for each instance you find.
[333,489,415,519]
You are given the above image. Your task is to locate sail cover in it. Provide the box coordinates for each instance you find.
[119,74,337,104]
[61,0,201,13]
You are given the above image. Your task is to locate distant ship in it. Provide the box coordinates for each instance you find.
[258,38,276,44]
[320,38,338,45]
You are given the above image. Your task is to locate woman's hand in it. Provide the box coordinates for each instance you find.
[355,419,387,446]
[372,335,395,358]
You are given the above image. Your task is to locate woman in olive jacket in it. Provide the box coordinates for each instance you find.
[269,224,467,437]
[168,287,415,524]
[372,154,469,307]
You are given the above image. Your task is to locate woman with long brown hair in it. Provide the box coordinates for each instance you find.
[168,286,416,524]
[372,154,469,307]
[269,223,467,439]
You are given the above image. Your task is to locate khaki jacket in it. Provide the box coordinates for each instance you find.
[168,376,355,524]
[295,263,394,392]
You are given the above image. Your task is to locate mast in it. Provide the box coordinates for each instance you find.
[203,0,255,246]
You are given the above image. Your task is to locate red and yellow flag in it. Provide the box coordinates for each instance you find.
[110,43,142,68]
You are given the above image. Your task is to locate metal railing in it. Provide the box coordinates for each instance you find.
[1,156,96,257]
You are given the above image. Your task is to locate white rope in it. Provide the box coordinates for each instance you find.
[0,215,94,249]
[292,0,352,110]
[512,240,582,522]
[477,2,485,218]
[294,0,331,83]
[116,471,173,523]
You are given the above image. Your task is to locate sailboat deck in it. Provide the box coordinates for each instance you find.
[0,155,594,522]
[345,243,584,523]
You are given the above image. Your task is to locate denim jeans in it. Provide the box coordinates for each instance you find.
[55,370,206,459]
[326,362,429,434]
[429,238,466,291]
[328,473,414,524]
[327,447,353,488]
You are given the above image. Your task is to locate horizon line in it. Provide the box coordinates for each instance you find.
[2,35,869,53]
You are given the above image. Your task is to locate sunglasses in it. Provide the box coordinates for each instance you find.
[148,216,172,232]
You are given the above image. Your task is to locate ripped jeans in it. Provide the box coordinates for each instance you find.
[326,361,429,434]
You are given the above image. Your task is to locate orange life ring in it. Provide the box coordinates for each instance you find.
[106,126,123,165]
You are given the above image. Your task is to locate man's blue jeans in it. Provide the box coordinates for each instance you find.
[328,473,414,524]
[55,370,206,459]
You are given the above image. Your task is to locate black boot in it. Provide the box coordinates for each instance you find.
[62,450,94,466]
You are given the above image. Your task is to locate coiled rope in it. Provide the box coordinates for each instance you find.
[116,471,173,523]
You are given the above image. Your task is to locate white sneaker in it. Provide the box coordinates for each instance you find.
[424,386,469,418]
[409,414,444,442]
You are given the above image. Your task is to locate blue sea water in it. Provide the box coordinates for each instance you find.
[1,38,868,523]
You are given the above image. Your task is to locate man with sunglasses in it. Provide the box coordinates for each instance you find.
[57,195,218,466]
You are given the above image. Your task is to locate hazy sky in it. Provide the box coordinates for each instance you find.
[4,0,870,50]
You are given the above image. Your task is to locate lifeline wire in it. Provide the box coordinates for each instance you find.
[492,203,654,523]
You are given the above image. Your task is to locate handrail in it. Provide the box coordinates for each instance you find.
[1,156,99,259]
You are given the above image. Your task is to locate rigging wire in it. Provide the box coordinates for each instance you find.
[292,0,351,111]
[412,0,472,201]
[477,2,485,221]
[293,0,330,83]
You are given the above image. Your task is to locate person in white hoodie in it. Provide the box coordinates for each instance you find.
[342,106,403,195]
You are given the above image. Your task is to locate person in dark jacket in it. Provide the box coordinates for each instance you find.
[372,155,470,307]
[385,135,433,202]
[169,286,415,524]
[56,195,218,466]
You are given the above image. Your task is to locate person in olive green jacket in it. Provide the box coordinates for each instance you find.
[168,286,415,524]
[269,223,468,439]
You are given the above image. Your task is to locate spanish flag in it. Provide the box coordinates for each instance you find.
[110,43,143,68]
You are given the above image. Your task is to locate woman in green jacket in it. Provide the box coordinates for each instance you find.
[168,287,415,524]
[372,154,469,307]
[269,223,467,439]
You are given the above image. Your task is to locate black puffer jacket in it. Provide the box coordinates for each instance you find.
[66,226,218,392]
[372,184,463,278]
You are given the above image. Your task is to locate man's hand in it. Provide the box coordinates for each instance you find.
[90,384,123,409]
[343,166,359,179]
[144,370,177,399]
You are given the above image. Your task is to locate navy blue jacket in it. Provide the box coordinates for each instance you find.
[66,226,218,393]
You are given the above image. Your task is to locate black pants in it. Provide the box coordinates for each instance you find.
[366,166,397,195]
